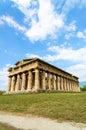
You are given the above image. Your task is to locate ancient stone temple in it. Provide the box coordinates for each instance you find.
[6,58,80,94]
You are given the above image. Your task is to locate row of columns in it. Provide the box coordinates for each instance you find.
[7,68,80,93]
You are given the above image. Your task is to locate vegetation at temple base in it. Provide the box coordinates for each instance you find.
[0,90,5,95]
[80,85,86,91]
[0,92,86,123]
[0,123,22,130]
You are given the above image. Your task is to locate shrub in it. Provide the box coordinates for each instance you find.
[0,90,5,95]
[80,85,86,91]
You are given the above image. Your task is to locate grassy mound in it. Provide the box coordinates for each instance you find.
[0,92,86,123]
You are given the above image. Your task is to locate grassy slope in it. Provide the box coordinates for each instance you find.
[0,92,86,123]
[0,123,22,130]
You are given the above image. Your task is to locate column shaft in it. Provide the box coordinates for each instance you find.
[58,76,60,91]
[42,71,46,90]
[35,68,40,91]
[27,70,32,90]
[6,76,11,93]
[15,74,20,91]
[21,73,26,91]
[54,75,57,90]
[48,73,51,90]
[11,76,15,91]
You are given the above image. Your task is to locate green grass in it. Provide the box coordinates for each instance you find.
[0,92,86,123]
[0,123,22,130]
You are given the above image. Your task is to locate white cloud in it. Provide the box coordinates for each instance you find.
[1,0,86,42]
[67,63,86,81]
[62,0,86,14]
[25,0,64,41]
[0,15,26,32]
[64,20,77,40]
[9,0,64,42]
[44,46,86,62]
[26,46,86,63]
[11,0,38,25]
[25,47,86,81]
[26,53,40,58]
[65,20,76,32]
[0,64,12,90]
[77,31,86,40]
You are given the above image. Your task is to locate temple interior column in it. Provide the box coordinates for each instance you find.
[6,76,11,93]
[11,76,15,92]
[35,68,40,91]
[27,70,32,91]
[21,73,26,91]
[15,74,20,91]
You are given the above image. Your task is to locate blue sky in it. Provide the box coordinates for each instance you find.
[0,0,86,90]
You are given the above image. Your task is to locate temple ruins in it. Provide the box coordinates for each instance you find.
[6,58,80,94]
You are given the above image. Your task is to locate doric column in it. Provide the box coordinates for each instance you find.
[70,81,73,91]
[48,73,51,90]
[64,78,67,91]
[60,77,63,91]
[54,75,57,90]
[63,77,65,91]
[27,70,32,91]
[70,80,72,91]
[11,76,15,91]
[55,75,58,90]
[68,80,71,91]
[35,68,40,91]
[64,78,66,91]
[71,80,73,91]
[6,76,11,93]
[15,74,20,91]
[58,76,61,90]
[67,79,69,91]
[73,81,75,91]
[21,73,26,91]
[42,71,46,90]
[52,74,54,90]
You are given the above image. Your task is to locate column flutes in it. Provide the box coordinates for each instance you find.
[15,74,20,91]
[42,71,46,90]
[6,76,11,93]
[48,73,51,90]
[11,76,15,91]
[27,70,32,91]
[21,73,26,91]
[35,68,40,91]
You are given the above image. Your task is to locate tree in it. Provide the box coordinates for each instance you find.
[81,85,86,91]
